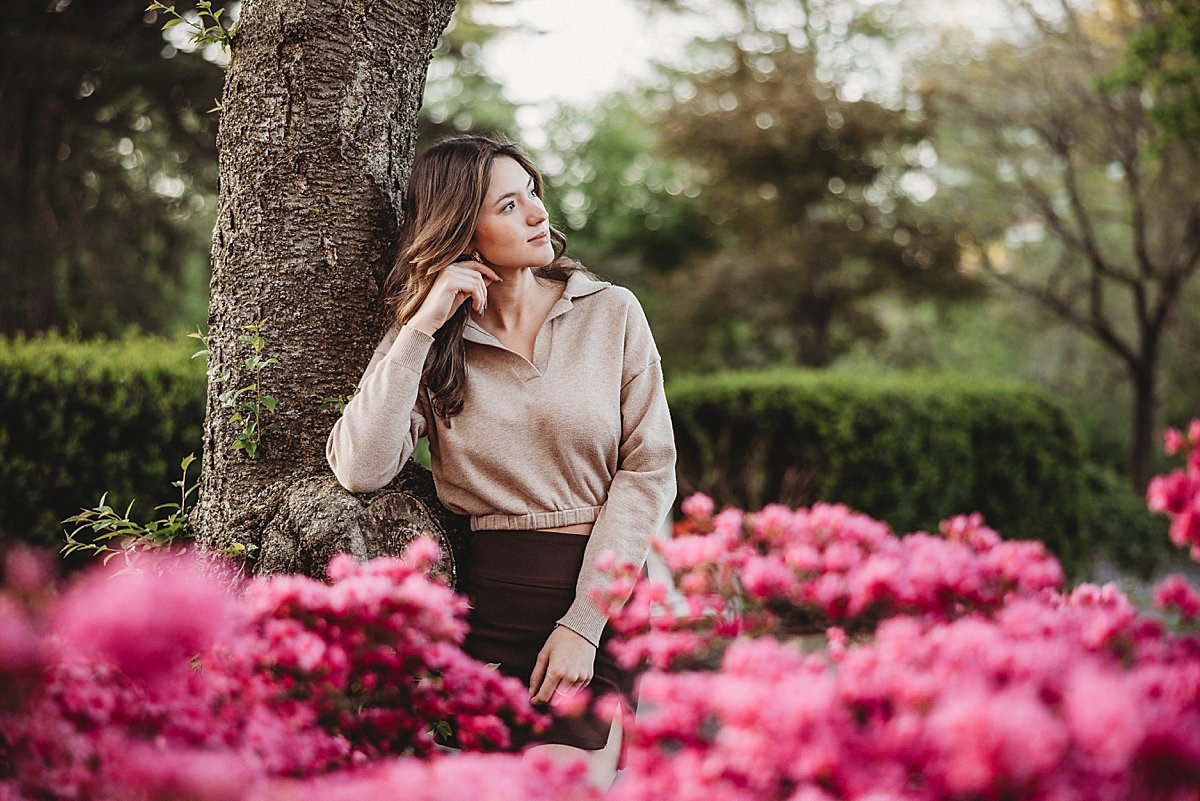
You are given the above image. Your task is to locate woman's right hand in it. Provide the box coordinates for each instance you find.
[407,259,502,336]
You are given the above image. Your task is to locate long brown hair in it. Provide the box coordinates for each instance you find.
[384,135,585,420]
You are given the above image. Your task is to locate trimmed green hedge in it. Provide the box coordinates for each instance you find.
[0,334,206,548]
[666,370,1087,572]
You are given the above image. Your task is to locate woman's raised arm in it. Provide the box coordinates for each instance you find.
[326,325,433,493]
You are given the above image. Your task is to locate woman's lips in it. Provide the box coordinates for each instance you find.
[528,231,549,244]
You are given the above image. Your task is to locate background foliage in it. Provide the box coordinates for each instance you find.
[0,335,205,548]
[0,0,223,337]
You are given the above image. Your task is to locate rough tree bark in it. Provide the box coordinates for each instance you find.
[193,0,463,580]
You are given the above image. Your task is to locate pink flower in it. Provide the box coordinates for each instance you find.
[1063,665,1143,772]
[54,556,237,687]
[112,745,258,801]
[740,555,796,599]
[0,595,43,679]
[1147,471,1193,516]
[826,627,847,662]
[927,687,1068,794]
[1154,575,1200,620]
[681,492,715,521]
[939,513,1001,551]
[4,546,53,596]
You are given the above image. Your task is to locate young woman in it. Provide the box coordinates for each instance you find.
[325,135,677,784]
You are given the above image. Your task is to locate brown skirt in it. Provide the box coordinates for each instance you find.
[462,529,635,751]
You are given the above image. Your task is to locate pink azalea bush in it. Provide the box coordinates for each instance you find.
[2,419,1200,799]
[612,587,1200,801]
[597,501,1063,670]
[0,539,543,800]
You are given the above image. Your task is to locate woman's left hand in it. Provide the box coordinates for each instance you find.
[529,625,597,705]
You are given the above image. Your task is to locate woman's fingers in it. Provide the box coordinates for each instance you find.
[432,267,487,315]
[530,649,549,697]
[462,260,502,285]
[443,266,491,314]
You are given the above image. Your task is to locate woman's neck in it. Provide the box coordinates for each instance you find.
[477,266,558,332]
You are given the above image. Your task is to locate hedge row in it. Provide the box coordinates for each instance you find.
[0,335,206,548]
[666,370,1089,572]
[2,338,1109,576]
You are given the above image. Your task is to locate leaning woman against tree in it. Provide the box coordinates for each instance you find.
[325,135,677,786]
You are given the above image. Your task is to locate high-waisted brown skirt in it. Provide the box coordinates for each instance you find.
[462,529,635,751]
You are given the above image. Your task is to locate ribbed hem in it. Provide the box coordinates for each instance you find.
[470,505,602,531]
[386,325,434,373]
[557,598,608,648]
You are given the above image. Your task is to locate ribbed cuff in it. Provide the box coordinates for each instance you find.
[387,324,434,374]
[556,598,608,648]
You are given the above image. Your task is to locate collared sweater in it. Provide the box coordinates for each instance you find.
[326,271,677,646]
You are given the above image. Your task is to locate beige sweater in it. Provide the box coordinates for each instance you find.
[326,271,677,645]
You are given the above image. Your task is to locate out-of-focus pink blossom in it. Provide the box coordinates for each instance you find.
[54,555,237,687]
[0,542,543,800]
[681,492,715,522]
[1149,419,1200,559]
[613,593,1200,801]
[1165,427,1185,456]
[1155,574,1200,621]
[1147,471,1193,516]
[4,547,53,596]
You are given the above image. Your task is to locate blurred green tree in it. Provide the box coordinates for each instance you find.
[0,0,225,336]
[417,0,520,149]
[1108,0,1200,148]
[540,93,718,284]
[651,38,972,371]
[921,0,1200,489]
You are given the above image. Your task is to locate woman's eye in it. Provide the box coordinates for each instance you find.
[502,201,515,212]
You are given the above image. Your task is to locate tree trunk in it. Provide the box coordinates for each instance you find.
[1129,346,1162,492]
[193,0,461,578]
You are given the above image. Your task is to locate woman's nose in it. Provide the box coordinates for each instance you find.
[526,197,547,225]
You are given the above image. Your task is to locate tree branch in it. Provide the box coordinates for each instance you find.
[976,242,1137,366]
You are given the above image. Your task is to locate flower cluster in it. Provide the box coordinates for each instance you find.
[0,540,541,800]
[1147,418,1200,559]
[612,587,1200,801]
[241,541,544,759]
[599,499,1063,669]
[256,751,601,801]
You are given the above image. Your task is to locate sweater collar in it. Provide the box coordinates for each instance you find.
[462,270,609,347]
[561,270,610,299]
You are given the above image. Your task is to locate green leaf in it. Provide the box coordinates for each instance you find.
[261,395,276,412]
[163,17,184,29]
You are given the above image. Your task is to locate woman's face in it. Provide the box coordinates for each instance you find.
[470,156,554,270]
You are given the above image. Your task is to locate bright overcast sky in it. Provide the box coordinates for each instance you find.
[476,0,1021,144]
[476,0,699,107]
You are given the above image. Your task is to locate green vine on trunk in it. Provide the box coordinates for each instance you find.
[218,319,280,461]
[321,385,361,415]
[146,0,237,51]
